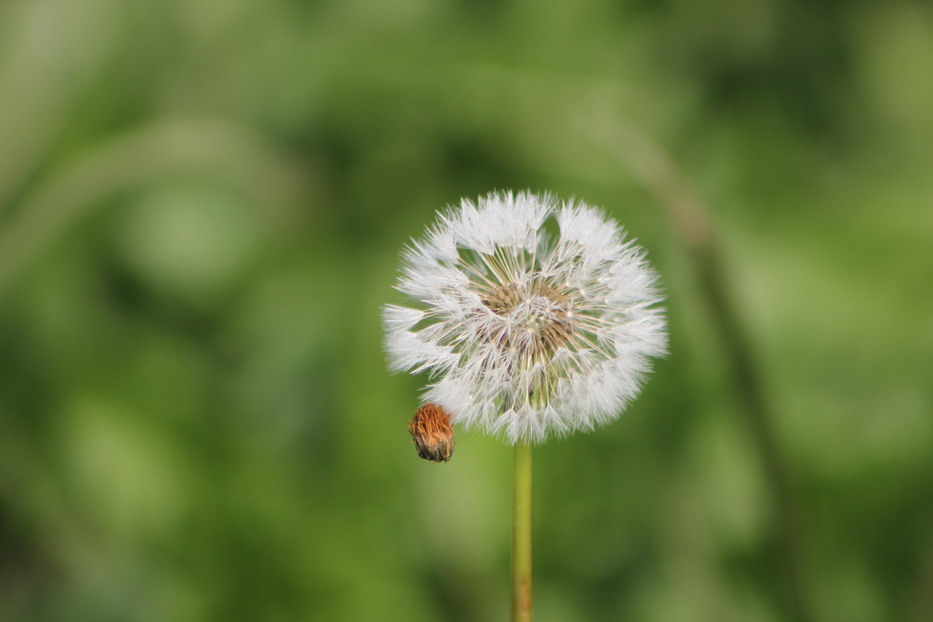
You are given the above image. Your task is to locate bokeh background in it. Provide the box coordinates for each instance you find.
[1,0,931,621]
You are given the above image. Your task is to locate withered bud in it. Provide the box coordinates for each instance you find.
[408,403,455,462]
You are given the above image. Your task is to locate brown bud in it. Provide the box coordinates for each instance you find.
[408,403,455,462]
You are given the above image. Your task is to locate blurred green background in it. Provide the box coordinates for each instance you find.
[1,0,931,621]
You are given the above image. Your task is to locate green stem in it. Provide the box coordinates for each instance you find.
[512,442,533,622]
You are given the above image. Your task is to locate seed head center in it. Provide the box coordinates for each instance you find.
[481,281,575,358]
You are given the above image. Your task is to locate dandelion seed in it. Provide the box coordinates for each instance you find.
[384,191,667,445]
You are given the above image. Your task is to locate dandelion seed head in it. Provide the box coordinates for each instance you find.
[384,191,667,445]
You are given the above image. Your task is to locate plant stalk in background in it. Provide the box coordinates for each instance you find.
[589,117,816,622]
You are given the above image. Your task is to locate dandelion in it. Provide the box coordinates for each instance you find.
[384,191,666,622]
[385,191,667,445]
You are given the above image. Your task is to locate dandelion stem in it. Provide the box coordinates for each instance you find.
[512,442,533,622]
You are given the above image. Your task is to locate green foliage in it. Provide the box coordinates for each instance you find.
[1,0,931,620]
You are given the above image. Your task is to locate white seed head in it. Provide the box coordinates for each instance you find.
[384,191,667,445]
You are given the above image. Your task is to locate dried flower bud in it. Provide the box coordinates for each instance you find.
[408,403,455,462]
